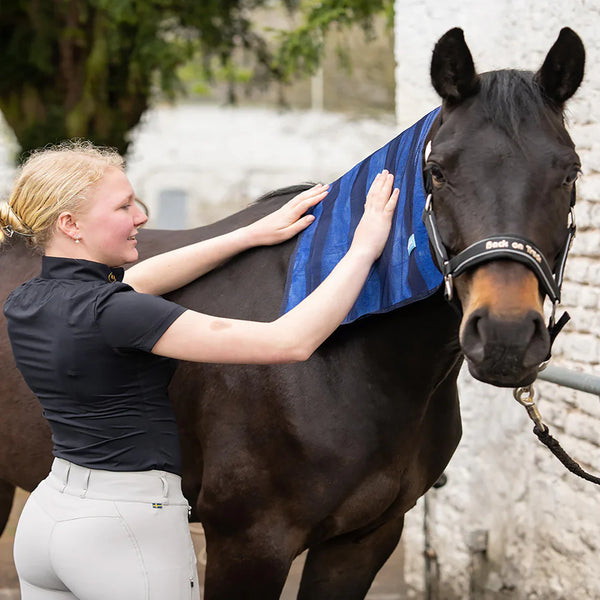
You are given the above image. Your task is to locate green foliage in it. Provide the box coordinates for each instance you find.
[0,0,392,160]
[273,0,395,80]
[0,0,197,158]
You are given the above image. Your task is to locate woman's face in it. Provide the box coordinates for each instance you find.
[76,167,148,266]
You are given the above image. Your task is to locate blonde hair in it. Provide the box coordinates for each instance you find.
[0,140,124,248]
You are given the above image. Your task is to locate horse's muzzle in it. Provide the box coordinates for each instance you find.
[460,307,549,387]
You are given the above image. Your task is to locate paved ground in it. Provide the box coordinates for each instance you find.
[0,489,407,599]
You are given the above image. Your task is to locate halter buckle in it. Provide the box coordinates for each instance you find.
[425,194,432,212]
[568,206,576,230]
[444,272,454,301]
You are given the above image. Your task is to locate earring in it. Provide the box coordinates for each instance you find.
[75,236,80,244]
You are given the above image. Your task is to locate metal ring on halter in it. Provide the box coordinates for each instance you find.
[549,300,558,329]
[537,359,550,372]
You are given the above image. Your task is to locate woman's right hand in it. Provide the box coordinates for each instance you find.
[350,170,400,261]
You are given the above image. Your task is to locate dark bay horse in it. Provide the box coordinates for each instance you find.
[0,28,585,599]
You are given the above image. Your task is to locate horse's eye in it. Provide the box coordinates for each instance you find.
[563,168,581,186]
[427,164,446,186]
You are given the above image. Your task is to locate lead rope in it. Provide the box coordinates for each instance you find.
[513,385,600,485]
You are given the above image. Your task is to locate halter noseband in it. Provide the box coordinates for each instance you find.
[421,141,576,356]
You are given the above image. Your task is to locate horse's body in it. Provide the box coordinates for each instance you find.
[0,28,585,599]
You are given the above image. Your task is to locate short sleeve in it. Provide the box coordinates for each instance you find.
[95,285,187,351]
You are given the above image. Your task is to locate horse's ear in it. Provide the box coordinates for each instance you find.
[535,28,585,106]
[430,28,480,104]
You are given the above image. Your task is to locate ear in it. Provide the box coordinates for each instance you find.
[535,28,585,106]
[56,211,79,241]
[430,28,480,104]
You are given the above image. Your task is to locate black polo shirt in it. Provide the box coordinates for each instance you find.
[4,256,187,474]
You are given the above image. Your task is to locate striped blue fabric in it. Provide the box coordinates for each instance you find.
[281,107,443,324]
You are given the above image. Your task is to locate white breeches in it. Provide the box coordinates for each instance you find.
[14,458,200,600]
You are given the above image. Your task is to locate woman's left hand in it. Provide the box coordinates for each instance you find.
[247,183,328,246]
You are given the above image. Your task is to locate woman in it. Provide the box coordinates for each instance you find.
[1,141,399,600]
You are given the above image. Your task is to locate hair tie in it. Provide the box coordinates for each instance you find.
[1,224,15,237]
[3,205,35,238]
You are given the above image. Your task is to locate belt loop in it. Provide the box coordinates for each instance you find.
[60,462,71,494]
[80,468,91,498]
[160,475,169,505]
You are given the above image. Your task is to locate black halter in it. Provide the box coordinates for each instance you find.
[421,145,576,358]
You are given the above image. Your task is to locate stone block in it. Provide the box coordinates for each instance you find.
[553,332,599,364]
[564,409,600,446]
[570,230,600,257]
[563,256,590,283]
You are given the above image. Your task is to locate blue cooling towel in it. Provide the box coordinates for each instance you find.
[281,107,443,324]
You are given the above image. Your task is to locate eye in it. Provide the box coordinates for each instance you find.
[563,168,581,187]
[426,163,446,187]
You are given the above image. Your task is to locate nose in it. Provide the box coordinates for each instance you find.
[134,203,148,227]
[457,261,549,386]
[461,307,549,370]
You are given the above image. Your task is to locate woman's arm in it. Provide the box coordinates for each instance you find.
[151,171,399,364]
[123,184,328,295]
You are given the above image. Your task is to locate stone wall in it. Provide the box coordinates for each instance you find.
[395,2,600,598]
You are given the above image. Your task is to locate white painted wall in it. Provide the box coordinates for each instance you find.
[395,2,600,598]
[125,105,398,228]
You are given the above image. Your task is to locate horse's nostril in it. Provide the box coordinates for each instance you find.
[461,308,487,363]
[522,310,550,368]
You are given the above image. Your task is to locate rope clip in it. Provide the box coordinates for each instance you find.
[513,385,545,431]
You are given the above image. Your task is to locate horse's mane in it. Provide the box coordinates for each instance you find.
[479,70,564,141]
[254,183,315,204]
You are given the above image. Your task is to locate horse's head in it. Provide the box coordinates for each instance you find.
[426,28,585,387]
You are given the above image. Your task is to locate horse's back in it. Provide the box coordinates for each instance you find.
[138,187,303,321]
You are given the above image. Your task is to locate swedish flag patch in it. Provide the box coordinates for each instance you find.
[152,502,163,509]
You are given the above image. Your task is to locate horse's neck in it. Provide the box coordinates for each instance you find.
[331,290,462,390]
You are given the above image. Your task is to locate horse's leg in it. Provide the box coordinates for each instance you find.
[0,479,15,537]
[202,523,297,600]
[297,514,405,600]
